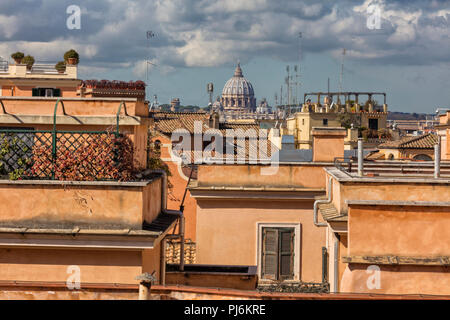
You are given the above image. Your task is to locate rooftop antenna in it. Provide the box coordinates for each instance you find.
[339,48,346,104]
[207,82,214,105]
[280,85,283,106]
[146,30,157,86]
[328,77,330,95]
[286,66,290,107]
[297,32,303,107]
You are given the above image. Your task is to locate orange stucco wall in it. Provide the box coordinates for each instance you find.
[0,248,142,285]
[0,85,78,97]
[0,244,164,291]
[0,98,147,117]
[0,288,138,300]
[313,136,345,162]
[332,180,450,215]
[197,164,328,189]
[339,204,450,295]
[340,264,450,295]
[152,134,197,241]
[0,181,161,229]
[348,205,450,257]
[196,199,326,283]
[142,241,161,281]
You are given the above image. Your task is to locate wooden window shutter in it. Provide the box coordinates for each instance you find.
[32,88,39,96]
[262,228,278,280]
[279,229,294,279]
[53,89,61,97]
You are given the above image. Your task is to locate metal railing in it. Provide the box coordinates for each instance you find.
[0,58,8,73]
[0,99,131,181]
[30,63,61,74]
[0,129,122,180]
[334,157,354,176]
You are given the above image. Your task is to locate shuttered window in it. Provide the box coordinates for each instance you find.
[32,88,61,97]
[262,227,294,280]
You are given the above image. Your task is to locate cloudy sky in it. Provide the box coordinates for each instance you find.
[0,0,449,113]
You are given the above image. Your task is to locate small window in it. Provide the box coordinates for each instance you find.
[302,119,305,125]
[32,88,61,97]
[369,118,378,130]
[261,227,294,280]
[323,119,328,126]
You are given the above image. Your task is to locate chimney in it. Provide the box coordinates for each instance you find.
[312,127,346,162]
[209,112,220,129]
[444,129,450,161]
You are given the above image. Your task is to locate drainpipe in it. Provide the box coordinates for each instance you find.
[313,176,332,227]
[333,235,339,293]
[160,237,166,285]
[357,138,363,177]
[435,137,441,178]
[152,169,185,275]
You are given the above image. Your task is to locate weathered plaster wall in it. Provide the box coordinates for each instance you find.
[348,205,450,257]
[0,181,160,229]
[340,264,450,295]
[197,164,327,189]
[196,199,326,283]
[0,248,142,284]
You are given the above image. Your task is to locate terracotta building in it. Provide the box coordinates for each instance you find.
[189,128,347,286]
[149,111,268,256]
[376,133,437,160]
[287,92,388,149]
[0,61,80,97]
[318,163,450,295]
[0,68,181,298]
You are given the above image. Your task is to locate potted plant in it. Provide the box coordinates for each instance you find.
[64,49,79,65]
[55,61,66,73]
[22,55,35,70]
[11,52,24,64]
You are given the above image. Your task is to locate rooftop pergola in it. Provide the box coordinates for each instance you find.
[304,92,387,105]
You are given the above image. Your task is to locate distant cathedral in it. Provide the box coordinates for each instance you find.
[220,63,256,112]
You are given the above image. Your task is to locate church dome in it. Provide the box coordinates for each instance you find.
[220,63,256,111]
[222,63,255,96]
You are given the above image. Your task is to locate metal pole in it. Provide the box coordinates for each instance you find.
[358,138,363,177]
[135,272,156,300]
[179,216,185,271]
[160,238,166,285]
[435,140,441,178]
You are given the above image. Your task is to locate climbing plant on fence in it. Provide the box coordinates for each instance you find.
[0,128,136,181]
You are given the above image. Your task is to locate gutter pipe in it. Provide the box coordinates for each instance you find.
[313,176,333,227]
[151,169,185,284]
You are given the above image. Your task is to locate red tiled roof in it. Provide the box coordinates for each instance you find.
[150,112,277,161]
[378,134,438,150]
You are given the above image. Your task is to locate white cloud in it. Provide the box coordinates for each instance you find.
[0,0,448,70]
[0,14,19,39]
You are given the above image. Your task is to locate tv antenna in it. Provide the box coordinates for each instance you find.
[146,31,157,84]
[297,32,303,106]
[339,48,346,104]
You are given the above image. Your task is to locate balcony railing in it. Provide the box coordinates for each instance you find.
[0,99,135,181]
[0,128,132,181]
[29,62,61,74]
[0,59,8,73]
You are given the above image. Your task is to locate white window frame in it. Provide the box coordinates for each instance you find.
[256,223,301,282]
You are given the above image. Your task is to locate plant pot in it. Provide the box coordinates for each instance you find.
[57,70,65,74]
[13,59,22,65]
[26,65,32,71]
[67,58,77,65]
